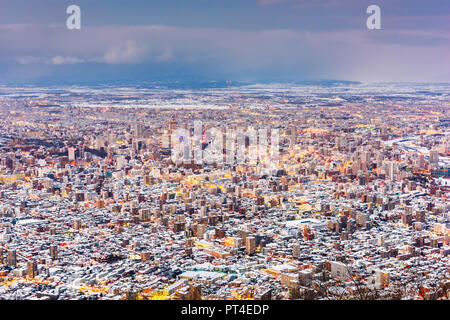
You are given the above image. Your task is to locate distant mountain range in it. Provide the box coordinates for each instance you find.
[1,79,362,89]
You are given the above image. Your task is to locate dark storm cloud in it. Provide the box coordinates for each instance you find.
[0,0,448,83]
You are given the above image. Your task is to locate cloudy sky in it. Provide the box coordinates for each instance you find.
[0,0,449,84]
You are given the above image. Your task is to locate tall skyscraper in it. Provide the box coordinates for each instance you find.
[27,260,37,278]
[68,147,76,161]
[430,150,439,167]
[418,154,425,169]
[7,250,17,267]
[293,243,301,258]
[50,245,58,260]
[246,236,256,255]
[290,126,297,147]
[135,123,144,139]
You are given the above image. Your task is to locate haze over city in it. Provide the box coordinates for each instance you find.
[0,0,448,84]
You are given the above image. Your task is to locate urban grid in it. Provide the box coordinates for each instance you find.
[0,82,448,300]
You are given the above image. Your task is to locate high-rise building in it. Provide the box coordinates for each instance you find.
[7,250,17,267]
[50,245,58,260]
[290,127,297,146]
[385,161,396,181]
[430,149,439,167]
[377,235,385,246]
[116,155,127,170]
[135,123,144,139]
[73,218,82,230]
[292,243,301,258]
[418,154,425,169]
[246,236,256,255]
[27,260,37,278]
[68,147,76,161]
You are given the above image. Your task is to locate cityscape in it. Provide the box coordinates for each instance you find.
[0,82,448,300]
[0,0,449,306]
